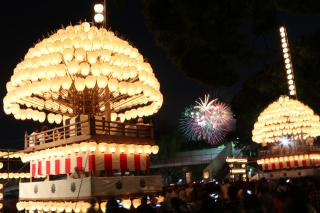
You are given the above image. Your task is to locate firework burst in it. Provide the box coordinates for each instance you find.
[180,94,233,145]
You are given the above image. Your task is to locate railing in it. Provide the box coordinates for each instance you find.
[151,153,220,168]
[94,118,153,139]
[25,117,153,148]
[259,145,320,158]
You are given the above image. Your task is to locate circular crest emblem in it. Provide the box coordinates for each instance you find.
[34,185,38,194]
[140,178,146,188]
[115,180,122,190]
[71,182,76,192]
[51,183,56,193]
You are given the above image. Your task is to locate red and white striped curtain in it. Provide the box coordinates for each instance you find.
[30,153,150,177]
[261,158,319,171]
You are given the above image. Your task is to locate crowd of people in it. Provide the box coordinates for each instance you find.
[87,176,320,213]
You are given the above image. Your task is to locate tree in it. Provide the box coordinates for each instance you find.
[143,0,256,87]
[154,120,183,159]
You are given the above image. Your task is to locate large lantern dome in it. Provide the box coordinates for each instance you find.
[3,22,163,124]
[252,96,320,144]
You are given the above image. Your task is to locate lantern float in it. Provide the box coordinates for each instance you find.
[252,26,320,179]
[4,5,163,211]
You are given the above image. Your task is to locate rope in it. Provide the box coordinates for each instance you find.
[74,151,90,210]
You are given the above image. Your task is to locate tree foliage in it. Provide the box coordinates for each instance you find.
[143,0,254,86]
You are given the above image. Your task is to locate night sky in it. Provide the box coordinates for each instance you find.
[1,1,320,149]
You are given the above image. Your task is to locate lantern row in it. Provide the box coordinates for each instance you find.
[0,152,24,159]
[17,196,164,212]
[226,157,248,163]
[279,26,296,97]
[93,3,105,24]
[0,173,31,179]
[21,142,159,162]
[257,153,320,165]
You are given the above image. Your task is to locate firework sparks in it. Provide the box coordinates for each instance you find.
[180,95,233,145]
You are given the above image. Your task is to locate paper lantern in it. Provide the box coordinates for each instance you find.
[143,145,151,154]
[75,48,86,61]
[54,114,63,124]
[67,61,80,75]
[74,77,86,91]
[97,75,108,88]
[73,143,80,153]
[127,145,135,154]
[157,195,165,203]
[80,62,90,76]
[108,78,118,92]
[61,77,72,90]
[85,75,96,89]
[109,144,116,153]
[80,142,88,152]
[151,145,159,154]
[98,142,107,153]
[16,202,23,211]
[89,141,97,152]
[119,145,126,153]
[48,113,55,124]
[63,48,74,62]
[132,199,141,208]
[38,112,46,123]
[110,113,117,121]
[122,199,131,209]
[136,145,143,154]
[57,203,65,212]
[100,202,107,213]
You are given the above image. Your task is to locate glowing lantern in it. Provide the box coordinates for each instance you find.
[127,145,135,154]
[89,141,97,152]
[80,142,88,152]
[136,145,143,154]
[109,144,116,153]
[132,199,141,208]
[75,77,86,91]
[54,114,63,124]
[151,145,159,154]
[100,202,107,213]
[97,76,108,88]
[73,143,80,153]
[143,145,151,154]
[119,145,126,153]
[110,113,117,121]
[80,62,90,76]
[98,142,107,153]
[85,75,96,89]
[122,199,131,209]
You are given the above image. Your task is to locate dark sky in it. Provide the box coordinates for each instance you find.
[1,1,320,149]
